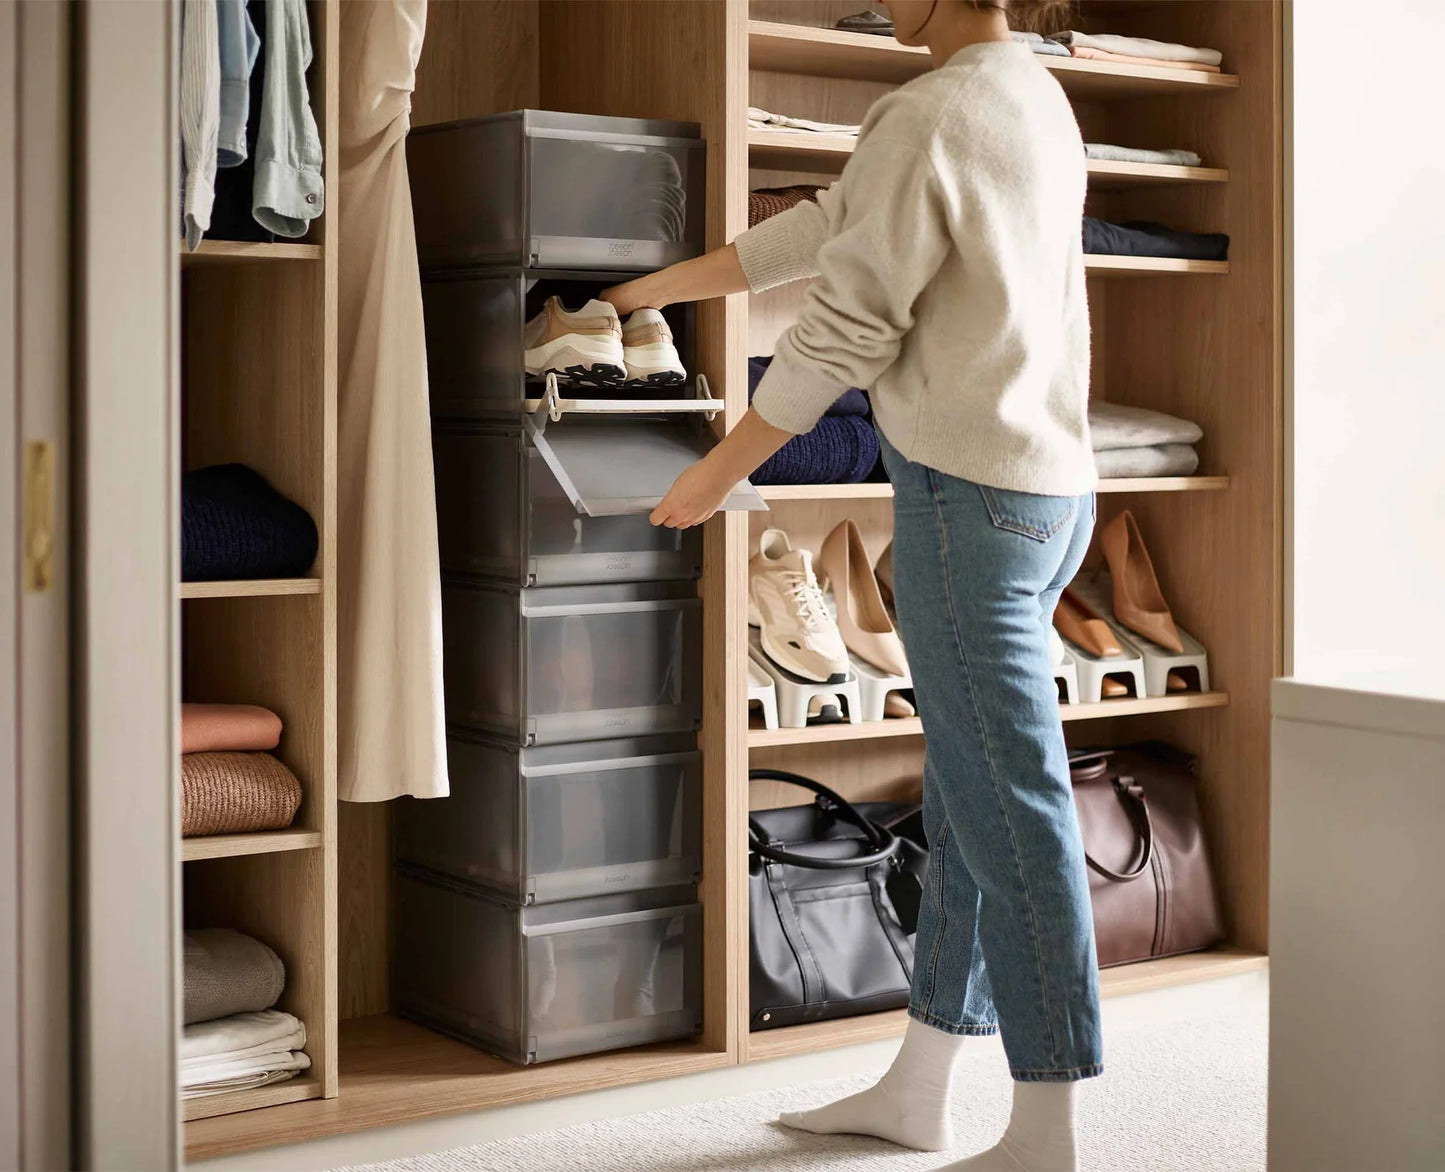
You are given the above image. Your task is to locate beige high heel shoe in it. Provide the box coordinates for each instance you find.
[1054,587,1123,659]
[1100,510,1184,654]
[874,540,894,606]
[816,520,908,677]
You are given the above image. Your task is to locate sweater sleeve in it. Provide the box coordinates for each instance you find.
[732,188,836,292]
[749,138,954,435]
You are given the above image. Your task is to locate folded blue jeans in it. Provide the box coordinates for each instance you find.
[878,432,1103,1083]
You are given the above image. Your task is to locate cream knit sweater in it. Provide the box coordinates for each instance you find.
[735,40,1096,495]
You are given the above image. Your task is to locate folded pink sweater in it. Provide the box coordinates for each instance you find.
[181,703,282,754]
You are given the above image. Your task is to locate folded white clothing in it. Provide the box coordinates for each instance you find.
[181,1025,306,1072]
[746,107,860,137]
[1089,401,1203,451]
[1052,30,1222,67]
[1084,142,1203,168]
[1095,443,1200,479]
[181,1047,310,1089]
[180,1008,304,1063]
[181,1067,302,1100]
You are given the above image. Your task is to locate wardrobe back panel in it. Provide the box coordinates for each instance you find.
[410,0,540,127]
[749,740,925,810]
[1089,0,1281,951]
[338,0,545,1024]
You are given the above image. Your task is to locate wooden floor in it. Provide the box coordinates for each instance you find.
[185,948,1266,1160]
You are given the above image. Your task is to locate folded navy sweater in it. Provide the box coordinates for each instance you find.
[182,464,319,581]
[747,356,878,484]
[1083,217,1229,261]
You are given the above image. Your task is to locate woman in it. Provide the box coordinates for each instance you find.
[605,1,1094,1168]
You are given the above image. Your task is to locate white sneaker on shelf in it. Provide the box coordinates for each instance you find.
[523,296,626,387]
[748,528,850,684]
[620,308,687,386]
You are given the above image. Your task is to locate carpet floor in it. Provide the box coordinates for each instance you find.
[331,987,1266,1172]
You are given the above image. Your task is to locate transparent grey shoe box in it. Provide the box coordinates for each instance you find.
[393,868,703,1065]
[407,109,705,273]
[394,732,701,904]
[433,423,708,587]
[442,579,702,746]
[422,270,700,421]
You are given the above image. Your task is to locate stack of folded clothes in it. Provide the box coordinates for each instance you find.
[1085,142,1203,168]
[747,107,859,137]
[1050,30,1223,72]
[749,357,879,486]
[182,464,319,581]
[182,929,309,1099]
[832,11,1068,56]
[1083,217,1229,262]
[1089,402,1203,478]
[749,184,824,228]
[180,702,302,837]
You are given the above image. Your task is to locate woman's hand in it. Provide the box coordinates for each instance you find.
[601,275,661,317]
[650,455,738,529]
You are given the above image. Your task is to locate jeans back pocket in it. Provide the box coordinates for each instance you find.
[976,484,1078,542]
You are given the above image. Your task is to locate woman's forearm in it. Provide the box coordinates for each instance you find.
[604,244,749,314]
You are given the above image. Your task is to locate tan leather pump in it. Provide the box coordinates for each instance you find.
[816,520,908,677]
[1054,587,1123,659]
[1100,510,1184,654]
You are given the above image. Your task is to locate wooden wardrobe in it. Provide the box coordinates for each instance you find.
[185,0,1281,1158]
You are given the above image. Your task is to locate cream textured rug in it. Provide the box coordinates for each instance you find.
[331,991,1266,1172]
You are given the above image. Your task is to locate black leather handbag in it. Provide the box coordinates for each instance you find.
[748,769,928,1030]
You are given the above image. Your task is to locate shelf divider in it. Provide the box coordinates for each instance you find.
[748,20,1241,98]
[182,829,323,863]
[180,578,322,600]
[749,692,1230,748]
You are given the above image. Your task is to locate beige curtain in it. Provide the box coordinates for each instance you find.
[337,0,447,801]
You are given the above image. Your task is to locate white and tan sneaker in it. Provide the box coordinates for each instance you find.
[748,528,850,684]
[620,307,687,386]
[523,296,626,387]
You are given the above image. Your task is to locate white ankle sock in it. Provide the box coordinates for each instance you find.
[778,1018,967,1151]
[940,1081,1078,1171]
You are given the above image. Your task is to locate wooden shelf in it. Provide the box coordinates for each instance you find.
[757,478,1227,502]
[1086,256,1230,277]
[181,829,323,863]
[749,693,1229,748]
[748,21,1240,98]
[1098,476,1230,493]
[180,241,323,266]
[749,128,1228,190]
[757,483,894,501]
[184,1016,729,1160]
[182,1074,321,1123]
[745,948,1267,1062]
[179,578,321,600]
[1086,159,1230,189]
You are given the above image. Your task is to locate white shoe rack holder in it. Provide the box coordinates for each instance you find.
[849,651,913,722]
[747,650,780,731]
[748,628,862,730]
[1068,573,1210,698]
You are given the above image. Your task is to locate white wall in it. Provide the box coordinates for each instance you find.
[1290,0,1445,686]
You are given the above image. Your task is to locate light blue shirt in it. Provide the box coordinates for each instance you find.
[216,0,260,167]
[253,0,324,236]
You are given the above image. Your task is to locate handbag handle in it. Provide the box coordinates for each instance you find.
[748,768,899,871]
[1084,773,1155,882]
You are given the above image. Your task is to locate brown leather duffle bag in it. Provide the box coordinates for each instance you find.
[1070,743,1224,967]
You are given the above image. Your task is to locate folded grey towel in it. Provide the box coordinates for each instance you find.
[1089,402,1203,451]
[1085,142,1203,168]
[1095,444,1200,479]
[183,929,285,1025]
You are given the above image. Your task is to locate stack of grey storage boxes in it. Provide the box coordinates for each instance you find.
[395,110,758,1065]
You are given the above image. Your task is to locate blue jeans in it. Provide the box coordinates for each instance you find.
[879,433,1103,1083]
